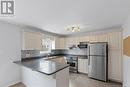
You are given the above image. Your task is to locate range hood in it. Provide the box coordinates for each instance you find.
[77,42,88,48]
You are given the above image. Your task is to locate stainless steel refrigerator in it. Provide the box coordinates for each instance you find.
[88,42,108,81]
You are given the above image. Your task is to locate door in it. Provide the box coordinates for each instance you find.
[96,56,106,81]
[89,43,107,56]
[88,56,97,78]
[88,56,107,81]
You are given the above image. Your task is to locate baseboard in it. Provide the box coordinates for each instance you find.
[109,78,122,84]
[77,72,88,75]
[1,80,21,87]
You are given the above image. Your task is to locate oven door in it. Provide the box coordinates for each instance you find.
[67,61,77,68]
[67,60,78,73]
[65,56,78,72]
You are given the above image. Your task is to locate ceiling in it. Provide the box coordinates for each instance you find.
[0,0,129,35]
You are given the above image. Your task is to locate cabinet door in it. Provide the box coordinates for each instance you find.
[55,37,59,49]
[89,35,97,42]
[84,59,88,74]
[108,32,122,49]
[96,34,108,42]
[59,38,66,49]
[79,36,85,42]
[65,37,73,48]
[108,48,122,81]
[78,59,84,73]
[70,37,79,45]
[65,37,79,48]
[24,32,43,50]
[78,59,88,74]
[79,36,89,42]
[55,37,66,49]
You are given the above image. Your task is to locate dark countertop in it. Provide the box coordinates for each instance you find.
[22,54,88,59]
[64,54,88,58]
[51,54,88,58]
[21,54,88,60]
[14,57,69,75]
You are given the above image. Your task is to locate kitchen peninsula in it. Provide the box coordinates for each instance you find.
[14,56,69,87]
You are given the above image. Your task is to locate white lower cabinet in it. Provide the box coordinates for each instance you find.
[78,58,88,74]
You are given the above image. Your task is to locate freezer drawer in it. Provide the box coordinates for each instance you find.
[88,56,107,81]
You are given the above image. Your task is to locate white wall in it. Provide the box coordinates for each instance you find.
[123,14,130,87]
[0,21,22,87]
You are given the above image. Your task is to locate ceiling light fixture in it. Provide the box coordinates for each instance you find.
[67,25,80,32]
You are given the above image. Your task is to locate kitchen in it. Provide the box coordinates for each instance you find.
[12,28,122,87]
[0,0,129,87]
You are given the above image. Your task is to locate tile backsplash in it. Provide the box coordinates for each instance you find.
[21,48,88,59]
[65,48,88,55]
[21,50,51,59]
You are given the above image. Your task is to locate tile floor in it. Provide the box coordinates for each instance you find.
[70,73,122,87]
[10,73,122,87]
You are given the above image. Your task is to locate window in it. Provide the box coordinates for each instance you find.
[42,34,55,51]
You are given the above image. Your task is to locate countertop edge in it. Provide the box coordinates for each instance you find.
[14,59,69,75]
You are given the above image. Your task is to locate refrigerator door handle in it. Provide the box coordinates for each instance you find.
[88,56,90,65]
[88,45,90,65]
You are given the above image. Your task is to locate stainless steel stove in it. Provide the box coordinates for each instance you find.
[65,56,78,73]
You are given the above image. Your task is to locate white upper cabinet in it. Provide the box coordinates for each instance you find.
[65,37,72,48]
[65,37,79,48]
[55,37,66,49]
[73,37,80,45]
[23,31,43,50]
[89,35,97,42]
[96,34,108,42]
[65,36,90,48]
[23,31,56,50]
[59,38,66,49]
[79,36,89,42]
[108,32,122,49]
[55,37,60,49]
